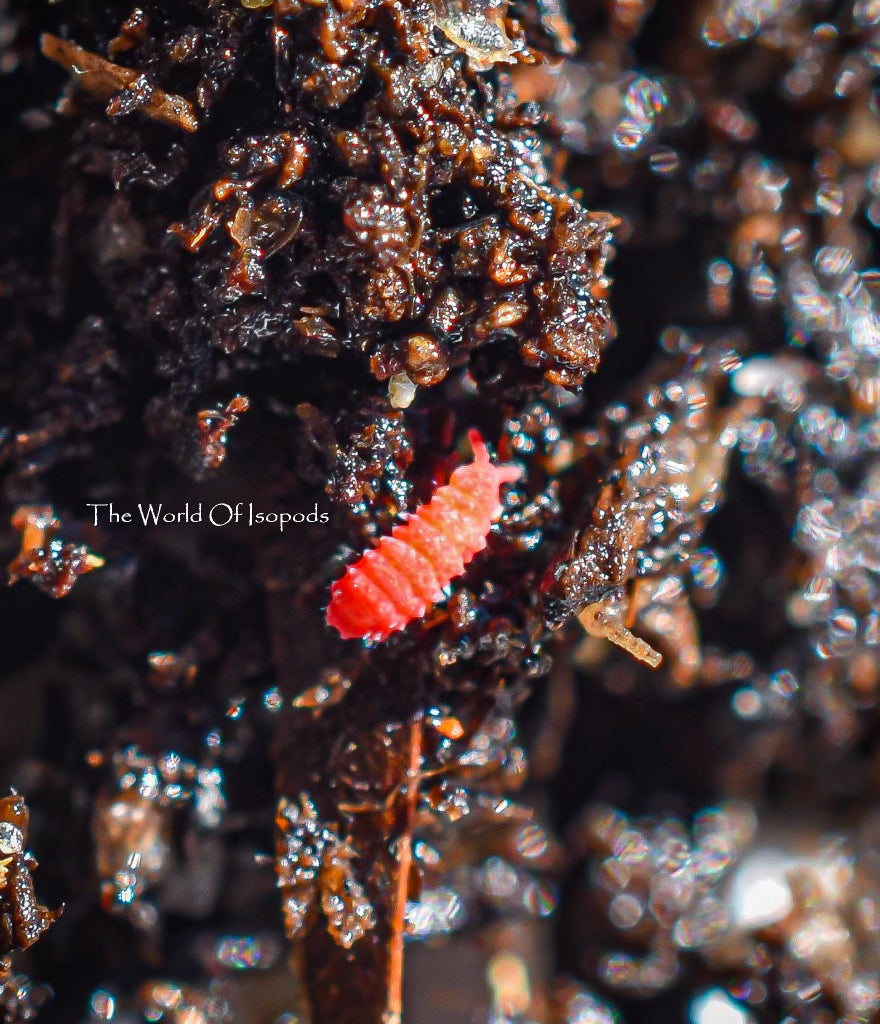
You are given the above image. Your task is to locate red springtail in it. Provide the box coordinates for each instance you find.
[326,430,521,642]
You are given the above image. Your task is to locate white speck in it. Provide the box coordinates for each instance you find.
[727,849,794,929]
[732,356,809,398]
[690,989,754,1024]
[389,373,417,409]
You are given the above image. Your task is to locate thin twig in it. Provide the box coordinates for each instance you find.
[41,34,198,133]
[386,716,422,1024]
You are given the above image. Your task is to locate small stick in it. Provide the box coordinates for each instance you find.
[41,34,198,133]
[386,717,422,1024]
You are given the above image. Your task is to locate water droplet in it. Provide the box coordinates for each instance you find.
[780,226,803,251]
[816,245,854,276]
[514,823,550,860]
[609,892,644,929]
[797,502,842,549]
[855,0,880,27]
[90,991,116,1022]
[732,688,762,718]
[816,181,844,216]
[830,608,859,639]
[708,259,733,286]
[613,119,646,151]
[649,147,680,174]
[560,985,619,1024]
[263,687,283,712]
[768,669,798,699]
[624,76,667,126]
[748,263,777,301]
[691,548,723,590]
[853,314,880,357]
[405,888,466,936]
[213,934,281,970]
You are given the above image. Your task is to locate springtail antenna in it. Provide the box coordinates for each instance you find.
[578,603,663,669]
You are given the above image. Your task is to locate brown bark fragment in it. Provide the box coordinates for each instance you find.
[41,34,199,133]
